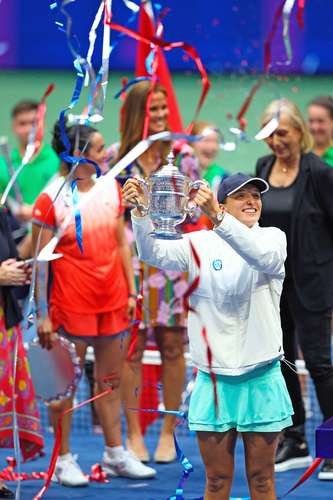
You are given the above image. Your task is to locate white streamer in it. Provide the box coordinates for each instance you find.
[122,0,139,13]
[12,332,21,500]
[84,1,104,87]
[1,127,36,205]
[37,131,174,260]
[255,115,279,141]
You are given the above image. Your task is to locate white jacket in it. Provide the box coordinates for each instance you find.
[132,211,287,375]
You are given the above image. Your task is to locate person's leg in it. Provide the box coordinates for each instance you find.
[296,306,333,421]
[95,332,156,479]
[121,330,148,460]
[84,359,100,431]
[293,302,333,479]
[280,285,305,428]
[93,333,130,448]
[49,337,89,487]
[243,432,280,500]
[196,430,237,500]
[275,285,311,471]
[154,325,186,461]
[49,338,87,455]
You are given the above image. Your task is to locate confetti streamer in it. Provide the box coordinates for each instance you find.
[281,0,297,66]
[236,78,263,131]
[0,137,23,204]
[0,84,54,206]
[33,376,117,499]
[264,0,306,72]
[36,131,203,261]
[103,11,210,131]
[279,458,323,498]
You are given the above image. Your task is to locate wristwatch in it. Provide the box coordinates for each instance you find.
[214,209,225,227]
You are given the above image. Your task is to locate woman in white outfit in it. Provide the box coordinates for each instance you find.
[123,173,293,500]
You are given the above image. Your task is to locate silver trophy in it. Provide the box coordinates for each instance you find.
[135,152,206,239]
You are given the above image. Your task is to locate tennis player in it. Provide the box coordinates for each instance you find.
[123,172,293,500]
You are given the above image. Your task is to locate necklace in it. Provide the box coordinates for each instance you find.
[282,167,288,174]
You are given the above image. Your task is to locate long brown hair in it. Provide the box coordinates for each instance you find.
[118,80,170,162]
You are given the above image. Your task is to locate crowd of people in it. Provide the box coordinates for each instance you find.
[0,84,332,499]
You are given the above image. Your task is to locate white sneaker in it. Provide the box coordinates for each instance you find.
[102,449,156,479]
[52,452,89,487]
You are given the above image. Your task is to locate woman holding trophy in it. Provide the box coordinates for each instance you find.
[118,80,197,463]
[123,172,293,500]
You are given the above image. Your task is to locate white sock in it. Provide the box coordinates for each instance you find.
[105,445,125,461]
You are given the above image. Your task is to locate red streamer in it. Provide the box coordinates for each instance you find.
[0,459,108,484]
[35,84,55,153]
[281,457,323,497]
[136,3,183,132]
[263,0,285,73]
[141,10,171,139]
[0,458,47,482]
[103,10,210,132]
[297,0,305,28]
[202,326,218,409]
[89,463,109,483]
[236,78,262,131]
[127,268,144,361]
[183,241,218,412]
[33,378,116,499]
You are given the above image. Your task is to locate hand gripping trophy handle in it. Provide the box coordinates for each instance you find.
[184,179,208,216]
[132,177,149,215]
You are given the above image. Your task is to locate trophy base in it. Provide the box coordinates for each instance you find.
[150,230,183,240]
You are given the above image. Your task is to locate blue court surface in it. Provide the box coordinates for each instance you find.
[1,362,332,499]
[1,427,332,500]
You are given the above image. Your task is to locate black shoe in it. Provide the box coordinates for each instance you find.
[318,458,333,481]
[275,436,312,472]
[0,485,15,499]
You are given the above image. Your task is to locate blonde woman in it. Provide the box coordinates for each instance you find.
[255,99,333,480]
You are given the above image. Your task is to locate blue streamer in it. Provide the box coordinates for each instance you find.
[59,109,101,253]
[114,76,152,99]
[145,49,155,75]
[70,179,83,253]
[167,434,194,500]
[129,408,186,419]
[128,405,250,500]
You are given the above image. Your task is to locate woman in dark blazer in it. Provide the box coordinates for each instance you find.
[255,98,333,480]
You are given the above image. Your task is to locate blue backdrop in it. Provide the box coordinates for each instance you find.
[1,0,332,73]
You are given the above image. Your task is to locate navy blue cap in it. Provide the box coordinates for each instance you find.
[217,173,269,203]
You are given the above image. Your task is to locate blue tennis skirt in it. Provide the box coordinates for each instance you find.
[188,360,294,433]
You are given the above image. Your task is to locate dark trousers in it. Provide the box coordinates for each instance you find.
[280,281,333,435]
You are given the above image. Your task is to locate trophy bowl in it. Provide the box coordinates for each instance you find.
[136,152,206,239]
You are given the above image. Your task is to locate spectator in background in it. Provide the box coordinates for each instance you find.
[191,121,229,195]
[0,206,44,499]
[307,95,333,167]
[255,99,333,480]
[32,121,156,487]
[0,100,60,223]
[117,81,189,464]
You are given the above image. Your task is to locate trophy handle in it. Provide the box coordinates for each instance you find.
[132,177,149,215]
[184,179,208,216]
[188,179,208,191]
